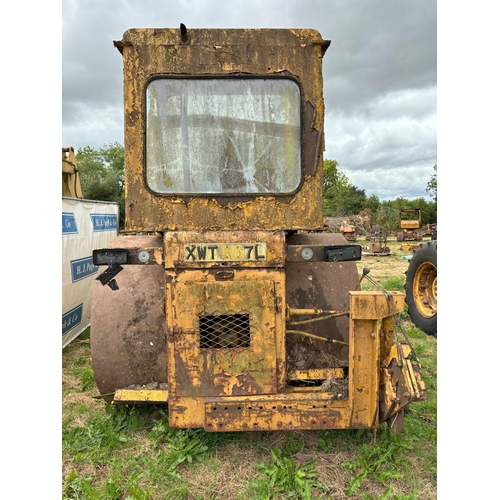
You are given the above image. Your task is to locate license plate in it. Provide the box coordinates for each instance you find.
[184,243,267,262]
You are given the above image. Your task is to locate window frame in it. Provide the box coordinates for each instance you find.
[143,75,305,198]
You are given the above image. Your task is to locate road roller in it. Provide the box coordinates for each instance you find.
[91,26,426,434]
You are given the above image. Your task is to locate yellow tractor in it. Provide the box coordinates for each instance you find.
[91,26,426,435]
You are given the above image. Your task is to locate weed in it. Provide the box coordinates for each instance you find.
[147,411,242,479]
[382,275,405,291]
[359,486,419,499]
[342,428,414,496]
[283,433,305,456]
[318,430,336,452]
[123,473,152,500]
[63,464,154,500]
[73,367,95,392]
[360,486,393,499]
[63,328,91,353]
[400,303,410,321]
[343,428,373,444]
[62,404,146,461]
[249,447,327,499]
[63,470,100,500]
[147,410,171,448]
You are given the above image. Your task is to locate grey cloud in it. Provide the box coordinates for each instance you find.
[349,164,435,201]
[62,0,436,200]
[320,1,436,112]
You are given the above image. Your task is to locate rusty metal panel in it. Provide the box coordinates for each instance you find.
[166,272,284,398]
[165,289,407,432]
[204,393,351,431]
[286,243,359,263]
[379,344,427,434]
[349,291,404,320]
[379,316,396,365]
[114,389,168,403]
[285,233,359,365]
[169,396,205,428]
[116,28,329,232]
[400,220,420,229]
[91,236,167,400]
[348,307,380,430]
[288,368,344,381]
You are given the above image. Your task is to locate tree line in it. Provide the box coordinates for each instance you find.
[75,144,437,232]
[323,159,437,231]
[76,144,125,226]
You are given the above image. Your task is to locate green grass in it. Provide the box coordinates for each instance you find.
[381,276,405,292]
[63,315,437,499]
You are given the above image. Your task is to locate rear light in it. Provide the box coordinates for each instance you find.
[92,249,129,266]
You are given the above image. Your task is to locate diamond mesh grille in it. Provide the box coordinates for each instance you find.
[199,313,251,349]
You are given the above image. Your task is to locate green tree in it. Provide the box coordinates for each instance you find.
[337,175,367,215]
[323,159,339,191]
[374,203,400,232]
[425,164,437,224]
[373,196,436,232]
[426,164,437,204]
[365,194,381,213]
[410,197,433,226]
[76,143,125,227]
[323,159,339,215]
[323,160,367,216]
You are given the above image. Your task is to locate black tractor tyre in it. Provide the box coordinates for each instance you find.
[405,240,437,337]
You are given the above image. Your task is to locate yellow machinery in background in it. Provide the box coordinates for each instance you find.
[62,146,83,199]
[91,26,426,435]
[396,209,423,242]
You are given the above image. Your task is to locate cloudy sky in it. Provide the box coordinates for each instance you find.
[62,0,437,201]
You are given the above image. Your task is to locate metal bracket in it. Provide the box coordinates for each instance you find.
[96,262,124,290]
[324,245,362,262]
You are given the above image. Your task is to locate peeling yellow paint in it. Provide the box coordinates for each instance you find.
[104,27,426,434]
[116,28,327,232]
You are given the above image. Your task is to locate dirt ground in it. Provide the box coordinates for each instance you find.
[355,236,417,284]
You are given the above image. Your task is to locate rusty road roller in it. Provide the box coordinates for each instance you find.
[91,26,426,435]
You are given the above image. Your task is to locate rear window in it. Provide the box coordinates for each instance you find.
[145,78,301,195]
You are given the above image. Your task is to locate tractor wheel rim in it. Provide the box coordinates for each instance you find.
[412,261,437,318]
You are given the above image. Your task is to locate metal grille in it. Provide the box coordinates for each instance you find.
[199,313,251,349]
